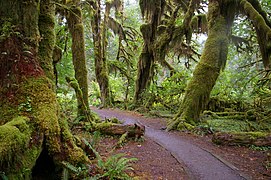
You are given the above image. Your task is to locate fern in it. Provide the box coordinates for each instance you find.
[63,138,137,180]
[117,132,128,147]
[91,131,101,148]
[101,153,137,180]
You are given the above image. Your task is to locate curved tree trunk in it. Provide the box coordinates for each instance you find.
[0,0,88,178]
[167,0,236,130]
[67,4,93,119]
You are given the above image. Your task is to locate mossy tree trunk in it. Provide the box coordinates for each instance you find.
[38,0,55,83]
[167,0,236,130]
[133,0,165,105]
[134,42,155,105]
[0,0,88,178]
[89,0,112,108]
[66,1,93,119]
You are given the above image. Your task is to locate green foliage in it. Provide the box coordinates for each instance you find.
[206,119,248,132]
[142,71,187,112]
[84,138,137,180]
[89,81,101,106]
[117,132,128,147]
[61,161,89,178]
[250,145,271,151]
[110,75,129,102]
[57,93,77,119]
[100,153,136,180]
[90,131,101,148]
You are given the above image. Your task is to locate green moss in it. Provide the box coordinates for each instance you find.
[94,122,114,131]
[0,116,42,178]
[177,121,195,131]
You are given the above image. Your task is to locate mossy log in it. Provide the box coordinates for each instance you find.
[94,122,145,139]
[212,132,271,146]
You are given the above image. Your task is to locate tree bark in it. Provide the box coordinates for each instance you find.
[167,0,236,130]
[0,0,88,178]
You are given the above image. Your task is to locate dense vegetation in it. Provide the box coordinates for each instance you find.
[0,0,271,179]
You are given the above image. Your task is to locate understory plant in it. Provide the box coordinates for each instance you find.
[62,138,137,180]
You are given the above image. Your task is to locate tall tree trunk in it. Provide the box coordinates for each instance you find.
[67,3,93,119]
[167,0,236,130]
[90,0,112,108]
[0,0,88,178]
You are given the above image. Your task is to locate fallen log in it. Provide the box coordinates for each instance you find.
[212,132,271,146]
[95,122,145,139]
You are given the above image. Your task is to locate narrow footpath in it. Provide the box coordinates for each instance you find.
[93,107,249,180]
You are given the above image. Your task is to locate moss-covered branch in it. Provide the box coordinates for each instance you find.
[240,0,271,68]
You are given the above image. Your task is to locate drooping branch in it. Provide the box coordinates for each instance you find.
[154,0,199,66]
[240,0,271,69]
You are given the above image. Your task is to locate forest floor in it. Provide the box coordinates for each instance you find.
[90,107,271,180]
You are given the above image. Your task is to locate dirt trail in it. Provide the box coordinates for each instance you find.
[93,107,249,180]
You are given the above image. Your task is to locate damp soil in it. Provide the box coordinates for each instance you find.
[91,107,271,180]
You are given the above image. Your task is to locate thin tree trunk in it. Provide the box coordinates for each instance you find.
[167,0,235,130]
[67,4,92,117]
[90,0,112,108]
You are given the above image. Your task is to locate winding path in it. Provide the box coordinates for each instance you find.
[92,107,249,180]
